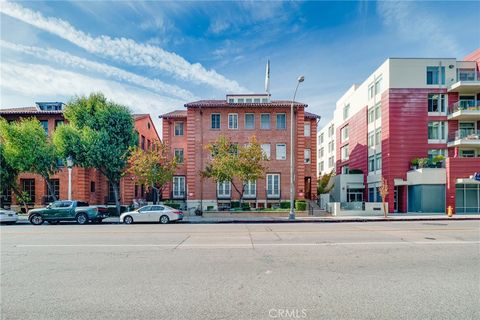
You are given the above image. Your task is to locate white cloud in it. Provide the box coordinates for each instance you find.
[0,1,246,92]
[377,1,461,56]
[0,62,185,132]
[0,40,196,101]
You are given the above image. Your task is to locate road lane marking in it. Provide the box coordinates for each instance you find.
[2,228,478,235]
[13,240,480,249]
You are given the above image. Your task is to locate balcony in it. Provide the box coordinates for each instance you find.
[447,100,480,120]
[447,130,480,148]
[448,71,480,93]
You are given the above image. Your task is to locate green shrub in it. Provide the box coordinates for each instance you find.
[164,201,181,209]
[295,200,307,211]
[231,201,240,208]
[280,201,291,209]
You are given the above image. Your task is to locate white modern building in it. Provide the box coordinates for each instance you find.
[318,49,480,214]
[317,119,336,176]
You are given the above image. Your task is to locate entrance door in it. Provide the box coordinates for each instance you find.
[394,187,399,213]
[304,177,311,200]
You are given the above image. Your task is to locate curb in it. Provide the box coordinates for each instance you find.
[178,217,480,224]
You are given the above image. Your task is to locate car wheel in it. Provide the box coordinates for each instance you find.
[123,215,133,224]
[47,220,59,225]
[30,214,44,225]
[159,215,170,224]
[76,213,88,225]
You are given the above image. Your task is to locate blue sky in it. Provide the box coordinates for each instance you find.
[1,1,479,130]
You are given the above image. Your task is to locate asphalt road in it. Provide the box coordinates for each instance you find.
[1,221,479,320]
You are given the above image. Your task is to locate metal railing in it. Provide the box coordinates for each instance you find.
[448,130,480,141]
[340,202,365,210]
[448,100,480,114]
[457,71,480,82]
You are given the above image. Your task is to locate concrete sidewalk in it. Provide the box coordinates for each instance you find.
[16,213,480,224]
[107,212,480,224]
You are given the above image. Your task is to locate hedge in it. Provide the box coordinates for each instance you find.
[295,200,307,211]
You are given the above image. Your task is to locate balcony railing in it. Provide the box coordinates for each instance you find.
[448,100,480,114]
[457,71,480,82]
[448,130,480,142]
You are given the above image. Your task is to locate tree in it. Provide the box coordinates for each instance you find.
[379,177,389,218]
[128,141,177,204]
[53,93,137,215]
[317,170,334,195]
[201,135,267,205]
[0,117,59,205]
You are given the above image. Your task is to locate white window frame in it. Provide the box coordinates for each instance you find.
[276,113,286,129]
[375,102,381,120]
[341,125,349,143]
[304,149,311,164]
[228,113,238,129]
[368,131,375,147]
[266,174,280,198]
[174,148,184,164]
[211,113,221,129]
[343,104,350,120]
[427,93,446,114]
[172,176,185,198]
[245,113,254,129]
[244,180,256,198]
[428,121,447,143]
[261,113,271,129]
[375,128,381,146]
[328,156,334,168]
[174,122,184,136]
[341,144,349,161]
[276,143,287,160]
[217,181,231,198]
[304,123,311,137]
[261,144,271,160]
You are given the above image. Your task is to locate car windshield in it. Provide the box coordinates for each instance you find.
[139,206,151,212]
[61,201,73,207]
[50,201,63,208]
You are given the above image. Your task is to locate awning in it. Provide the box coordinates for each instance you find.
[456,178,480,184]
[346,184,365,189]
[394,178,408,186]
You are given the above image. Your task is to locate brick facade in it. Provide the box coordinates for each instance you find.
[161,96,319,210]
[0,108,160,210]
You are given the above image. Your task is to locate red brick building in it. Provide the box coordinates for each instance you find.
[160,94,320,211]
[0,103,160,211]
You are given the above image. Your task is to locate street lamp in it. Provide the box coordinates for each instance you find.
[66,155,73,201]
[289,75,305,220]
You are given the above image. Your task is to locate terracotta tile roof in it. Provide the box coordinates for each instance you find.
[304,111,321,119]
[159,110,188,118]
[0,106,63,115]
[133,114,149,120]
[185,100,308,108]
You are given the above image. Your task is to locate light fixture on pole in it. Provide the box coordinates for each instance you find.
[66,155,73,201]
[289,75,305,220]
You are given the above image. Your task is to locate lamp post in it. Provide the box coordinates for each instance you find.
[66,155,73,200]
[289,75,305,220]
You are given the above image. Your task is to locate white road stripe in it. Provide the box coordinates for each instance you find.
[14,240,480,248]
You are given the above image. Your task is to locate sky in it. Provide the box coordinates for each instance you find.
[1,0,479,131]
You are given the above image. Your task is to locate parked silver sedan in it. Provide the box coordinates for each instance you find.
[120,205,183,224]
[0,208,18,224]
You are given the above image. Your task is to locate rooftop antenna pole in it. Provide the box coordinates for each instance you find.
[265,59,270,102]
